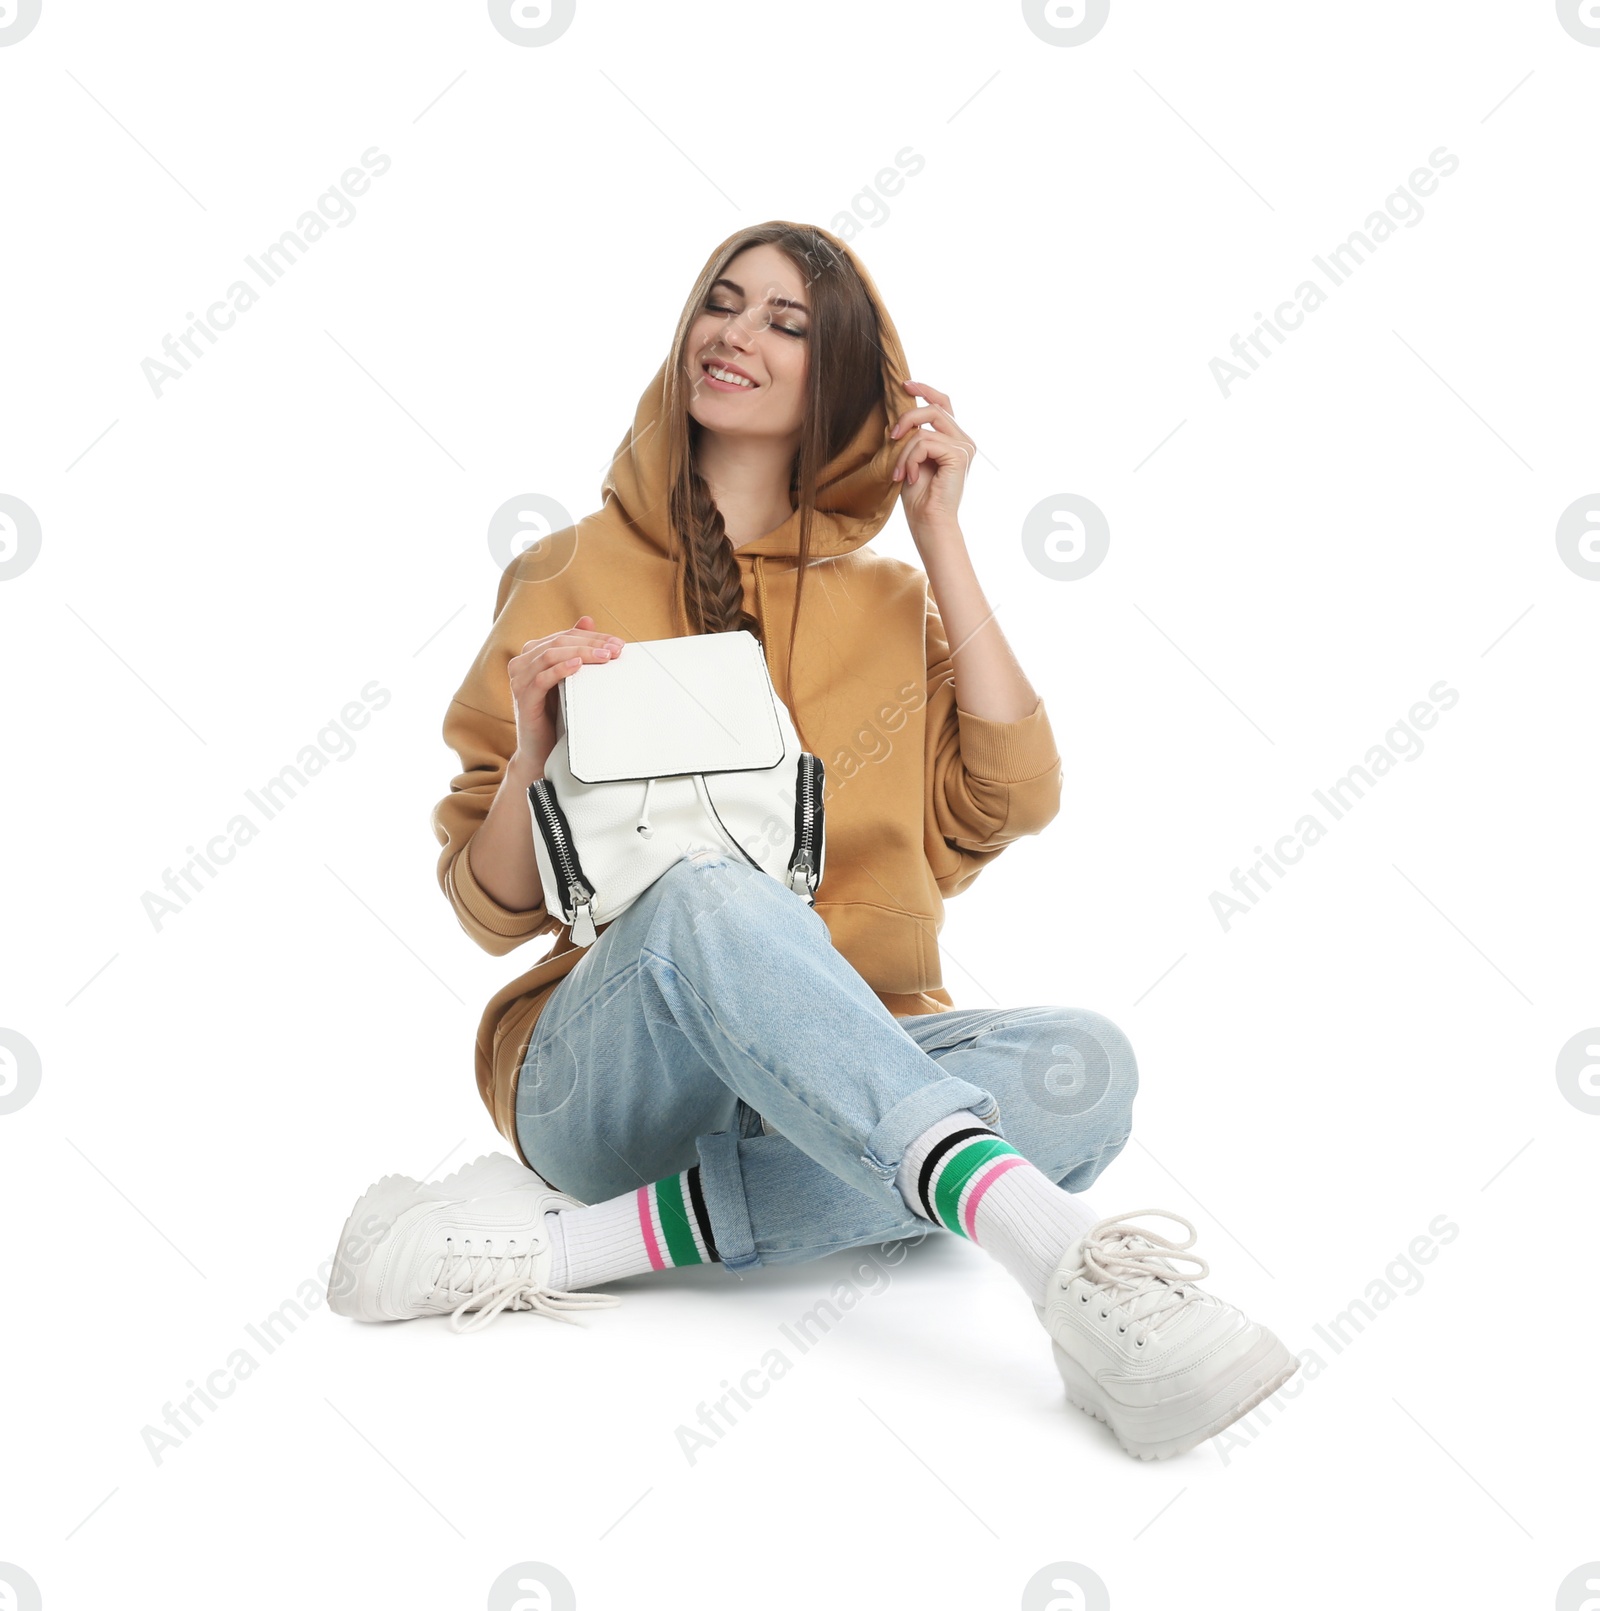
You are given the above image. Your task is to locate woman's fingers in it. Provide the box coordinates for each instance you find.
[535,655,582,687]
[902,378,953,409]
[893,379,961,436]
[893,424,973,481]
[891,379,974,485]
[894,431,972,485]
[518,625,624,657]
[511,636,625,705]
[572,614,624,645]
[518,653,587,723]
[518,632,613,654]
[895,436,937,483]
[889,403,946,438]
[890,389,969,456]
[518,641,613,680]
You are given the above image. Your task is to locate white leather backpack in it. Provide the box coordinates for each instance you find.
[526,629,826,946]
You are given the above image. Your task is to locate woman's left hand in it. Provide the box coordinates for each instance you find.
[890,378,973,545]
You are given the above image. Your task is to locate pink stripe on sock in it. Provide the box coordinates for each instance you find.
[635,1185,666,1270]
[962,1155,1029,1242]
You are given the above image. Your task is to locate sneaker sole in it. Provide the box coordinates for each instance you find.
[1052,1326,1299,1461]
[326,1173,442,1322]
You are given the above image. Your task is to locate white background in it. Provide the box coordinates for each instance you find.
[2,2,1595,1607]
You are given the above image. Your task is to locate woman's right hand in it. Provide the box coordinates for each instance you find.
[509,615,625,779]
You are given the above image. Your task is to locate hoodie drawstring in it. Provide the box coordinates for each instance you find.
[753,552,795,717]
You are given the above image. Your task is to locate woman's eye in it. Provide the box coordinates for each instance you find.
[705,302,806,338]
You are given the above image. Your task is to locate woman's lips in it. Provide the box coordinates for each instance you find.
[701,363,757,393]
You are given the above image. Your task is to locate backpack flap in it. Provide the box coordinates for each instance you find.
[560,629,784,783]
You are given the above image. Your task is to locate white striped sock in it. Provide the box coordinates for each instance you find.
[895,1110,1104,1306]
[545,1169,718,1291]
[544,1194,649,1291]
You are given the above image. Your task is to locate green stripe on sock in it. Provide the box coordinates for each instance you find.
[655,1172,703,1267]
[932,1136,1021,1237]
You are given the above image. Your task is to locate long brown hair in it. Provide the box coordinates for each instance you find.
[663,224,883,756]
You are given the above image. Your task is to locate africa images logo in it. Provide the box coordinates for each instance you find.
[0,0,43,45]
[1021,0,1111,47]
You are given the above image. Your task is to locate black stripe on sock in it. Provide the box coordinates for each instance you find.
[915,1127,994,1223]
[685,1164,720,1263]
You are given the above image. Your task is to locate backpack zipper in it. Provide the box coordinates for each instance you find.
[526,777,598,945]
[785,751,825,904]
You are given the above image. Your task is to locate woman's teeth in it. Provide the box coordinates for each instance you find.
[704,364,754,388]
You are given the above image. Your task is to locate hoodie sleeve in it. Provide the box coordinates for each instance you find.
[430,559,563,956]
[923,586,1063,897]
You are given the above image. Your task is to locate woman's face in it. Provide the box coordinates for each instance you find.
[684,243,811,442]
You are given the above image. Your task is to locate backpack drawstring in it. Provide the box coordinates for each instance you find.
[635,776,656,837]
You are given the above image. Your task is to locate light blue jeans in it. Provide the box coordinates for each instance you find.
[515,848,1138,1273]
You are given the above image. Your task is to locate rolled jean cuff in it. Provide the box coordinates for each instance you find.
[696,1129,761,1274]
[860,1073,1000,1184]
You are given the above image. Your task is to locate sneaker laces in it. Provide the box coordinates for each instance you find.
[1069,1209,1212,1347]
[430,1235,623,1334]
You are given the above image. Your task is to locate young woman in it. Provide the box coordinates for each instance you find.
[326,221,1297,1461]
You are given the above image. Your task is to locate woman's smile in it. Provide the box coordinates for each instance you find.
[701,359,758,391]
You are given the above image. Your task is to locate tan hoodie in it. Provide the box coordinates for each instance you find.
[432,229,1063,1162]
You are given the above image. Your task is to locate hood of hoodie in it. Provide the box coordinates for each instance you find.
[598,223,912,641]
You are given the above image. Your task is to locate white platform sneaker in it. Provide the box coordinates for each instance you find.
[1039,1208,1297,1460]
[429,1152,551,1198]
[326,1162,621,1334]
